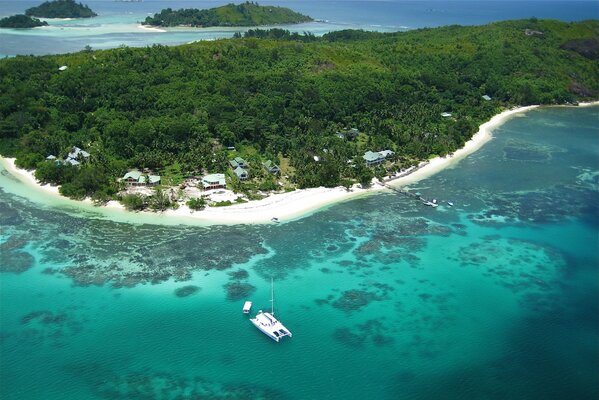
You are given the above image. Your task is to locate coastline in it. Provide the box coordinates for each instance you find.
[1,103,596,225]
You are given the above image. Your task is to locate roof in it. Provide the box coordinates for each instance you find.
[65,159,80,166]
[234,166,248,178]
[58,66,68,71]
[482,95,492,101]
[123,170,143,181]
[379,150,394,158]
[202,173,226,186]
[122,170,160,184]
[147,175,161,184]
[46,155,57,160]
[229,159,239,168]
[67,146,90,160]
[363,151,382,162]
[441,112,452,117]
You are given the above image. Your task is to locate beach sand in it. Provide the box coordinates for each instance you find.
[1,103,595,225]
[137,25,167,33]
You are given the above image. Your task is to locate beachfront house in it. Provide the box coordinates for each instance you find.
[262,160,280,174]
[201,173,226,190]
[234,166,249,181]
[122,170,161,186]
[229,157,248,169]
[363,150,394,167]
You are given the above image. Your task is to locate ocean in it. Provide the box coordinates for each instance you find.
[1,105,597,399]
[0,0,598,56]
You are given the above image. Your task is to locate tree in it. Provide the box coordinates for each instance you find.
[187,197,207,210]
[148,187,171,211]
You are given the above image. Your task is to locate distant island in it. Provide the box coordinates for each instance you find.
[25,0,97,19]
[143,2,313,28]
[0,14,49,28]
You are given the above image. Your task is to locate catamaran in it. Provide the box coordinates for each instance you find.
[250,278,292,342]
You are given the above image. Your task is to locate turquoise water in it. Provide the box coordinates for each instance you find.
[1,0,597,56]
[1,106,597,399]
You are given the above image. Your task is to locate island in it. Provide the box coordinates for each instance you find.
[0,20,596,213]
[0,14,48,28]
[25,0,97,19]
[143,2,313,28]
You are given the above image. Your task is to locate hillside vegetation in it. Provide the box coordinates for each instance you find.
[0,19,597,201]
[143,2,312,27]
[25,0,97,19]
[0,14,48,28]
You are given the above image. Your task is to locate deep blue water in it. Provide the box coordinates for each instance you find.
[0,0,597,56]
[1,106,597,399]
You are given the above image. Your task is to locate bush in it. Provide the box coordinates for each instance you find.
[121,193,146,210]
[187,197,206,210]
[59,182,86,199]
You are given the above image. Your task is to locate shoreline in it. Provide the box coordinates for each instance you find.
[1,102,597,226]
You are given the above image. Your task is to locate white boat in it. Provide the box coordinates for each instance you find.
[250,279,292,342]
[242,301,252,314]
[447,201,454,207]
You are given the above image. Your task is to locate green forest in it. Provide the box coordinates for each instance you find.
[25,0,96,19]
[0,14,48,28]
[143,2,312,27]
[0,19,597,202]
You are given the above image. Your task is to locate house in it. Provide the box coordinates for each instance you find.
[482,95,492,101]
[524,29,544,37]
[46,155,57,160]
[229,157,248,169]
[65,146,90,166]
[201,173,226,190]
[441,112,452,118]
[336,127,360,140]
[378,150,395,159]
[262,160,280,174]
[122,170,161,186]
[234,166,249,181]
[363,150,394,167]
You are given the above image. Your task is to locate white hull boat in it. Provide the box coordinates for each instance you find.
[250,278,292,342]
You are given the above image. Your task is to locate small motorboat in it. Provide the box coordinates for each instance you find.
[271,217,280,223]
[243,301,252,314]
[447,201,454,207]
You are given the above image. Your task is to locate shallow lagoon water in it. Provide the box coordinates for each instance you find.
[1,106,597,399]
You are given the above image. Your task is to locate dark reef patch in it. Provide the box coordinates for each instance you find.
[331,283,392,313]
[333,319,394,348]
[174,285,200,298]
[66,365,289,400]
[224,283,256,301]
[228,269,249,280]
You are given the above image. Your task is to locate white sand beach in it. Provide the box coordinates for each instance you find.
[137,24,167,33]
[1,103,595,225]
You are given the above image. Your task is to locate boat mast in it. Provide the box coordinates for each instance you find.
[270,277,274,315]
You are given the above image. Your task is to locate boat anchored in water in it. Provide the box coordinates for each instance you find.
[250,278,292,342]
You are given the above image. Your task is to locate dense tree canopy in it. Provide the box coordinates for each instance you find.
[0,19,597,199]
[143,2,312,27]
[25,0,97,19]
[0,14,48,28]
